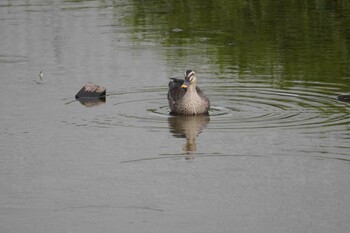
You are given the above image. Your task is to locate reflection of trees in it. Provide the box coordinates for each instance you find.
[125,0,350,84]
[168,115,209,159]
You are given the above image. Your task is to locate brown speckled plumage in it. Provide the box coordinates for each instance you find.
[167,70,210,115]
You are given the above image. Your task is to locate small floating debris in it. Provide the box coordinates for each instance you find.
[33,70,44,84]
[75,82,107,107]
[39,70,43,81]
[337,94,350,102]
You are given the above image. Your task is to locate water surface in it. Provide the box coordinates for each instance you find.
[1,1,350,233]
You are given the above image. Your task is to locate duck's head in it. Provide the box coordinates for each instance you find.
[181,70,197,88]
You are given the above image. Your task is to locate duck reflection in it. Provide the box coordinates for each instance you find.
[168,114,210,159]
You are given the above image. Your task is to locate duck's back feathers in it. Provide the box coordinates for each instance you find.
[168,78,186,105]
[195,86,209,102]
[169,78,184,86]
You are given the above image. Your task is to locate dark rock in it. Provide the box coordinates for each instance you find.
[75,82,106,99]
[338,94,350,102]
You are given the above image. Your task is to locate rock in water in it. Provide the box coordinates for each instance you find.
[75,82,106,99]
[338,94,350,102]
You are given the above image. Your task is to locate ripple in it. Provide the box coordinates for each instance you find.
[86,87,170,129]
[68,81,350,133]
[208,81,350,131]
[0,54,29,64]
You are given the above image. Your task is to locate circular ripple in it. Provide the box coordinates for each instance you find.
[88,87,170,129]
[69,81,350,132]
[208,81,350,131]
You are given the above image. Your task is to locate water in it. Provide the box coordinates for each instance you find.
[1,1,350,232]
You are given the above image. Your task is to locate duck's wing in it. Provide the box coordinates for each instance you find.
[196,86,210,105]
[168,78,186,103]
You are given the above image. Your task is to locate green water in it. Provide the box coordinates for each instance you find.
[125,0,350,86]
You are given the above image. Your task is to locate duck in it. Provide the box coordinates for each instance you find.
[167,70,210,115]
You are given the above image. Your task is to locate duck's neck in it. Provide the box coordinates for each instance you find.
[182,84,206,115]
[187,84,197,93]
[184,84,200,100]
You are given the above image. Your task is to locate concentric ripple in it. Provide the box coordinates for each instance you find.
[85,87,170,129]
[208,81,350,131]
[69,80,350,133]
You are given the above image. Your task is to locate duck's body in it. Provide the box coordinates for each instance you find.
[167,70,210,115]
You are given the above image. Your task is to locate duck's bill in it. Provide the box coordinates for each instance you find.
[181,81,189,88]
